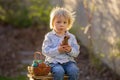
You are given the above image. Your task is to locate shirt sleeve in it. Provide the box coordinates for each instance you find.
[42,34,60,58]
[68,35,80,57]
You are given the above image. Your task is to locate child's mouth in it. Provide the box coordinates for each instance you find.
[59,28,64,31]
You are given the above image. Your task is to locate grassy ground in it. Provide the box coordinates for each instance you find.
[0,76,27,80]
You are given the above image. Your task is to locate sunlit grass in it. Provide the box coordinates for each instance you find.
[0,76,27,80]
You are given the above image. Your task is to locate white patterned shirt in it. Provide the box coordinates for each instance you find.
[42,30,80,64]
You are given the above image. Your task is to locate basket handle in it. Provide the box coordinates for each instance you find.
[34,51,44,60]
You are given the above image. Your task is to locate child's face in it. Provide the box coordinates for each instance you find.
[53,16,69,35]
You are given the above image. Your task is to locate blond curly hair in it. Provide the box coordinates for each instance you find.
[50,7,75,30]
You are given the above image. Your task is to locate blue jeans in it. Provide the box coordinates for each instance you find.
[49,61,79,80]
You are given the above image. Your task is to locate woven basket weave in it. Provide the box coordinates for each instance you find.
[28,52,51,76]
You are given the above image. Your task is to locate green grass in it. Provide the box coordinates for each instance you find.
[0,75,27,80]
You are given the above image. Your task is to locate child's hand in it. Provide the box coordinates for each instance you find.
[58,45,66,53]
[63,45,72,53]
[58,44,71,53]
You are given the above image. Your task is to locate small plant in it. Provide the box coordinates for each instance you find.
[89,53,103,70]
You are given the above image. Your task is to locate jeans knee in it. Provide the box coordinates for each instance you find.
[52,66,65,76]
[71,69,79,75]
[67,66,79,76]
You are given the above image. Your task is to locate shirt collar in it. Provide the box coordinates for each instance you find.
[51,30,69,35]
[52,30,56,34]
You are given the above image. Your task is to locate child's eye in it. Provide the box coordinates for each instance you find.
[64,22,67,24]
[57,21,61,23]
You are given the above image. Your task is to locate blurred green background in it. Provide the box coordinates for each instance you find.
[0,0,52,28]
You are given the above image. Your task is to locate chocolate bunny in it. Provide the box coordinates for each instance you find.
[61,35,70,45]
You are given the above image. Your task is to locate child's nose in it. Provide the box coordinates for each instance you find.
[60,23,64,27]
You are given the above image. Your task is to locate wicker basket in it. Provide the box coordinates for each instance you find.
[27,52,51,76]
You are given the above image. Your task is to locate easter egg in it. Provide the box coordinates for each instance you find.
[37,60,43,63]
[32,62,38,67]
[33,60,37,63]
